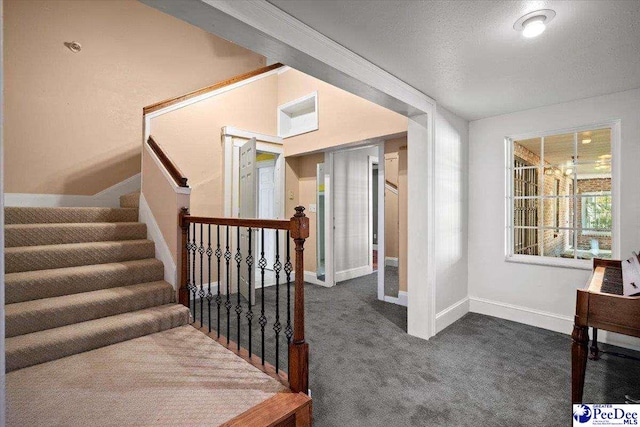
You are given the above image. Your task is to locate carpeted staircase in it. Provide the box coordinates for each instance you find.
[4,193,190,372]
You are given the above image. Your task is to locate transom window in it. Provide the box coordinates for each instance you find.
[506,126,614,263]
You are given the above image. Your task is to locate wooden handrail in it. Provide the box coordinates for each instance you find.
[146,136,188,188]
[183,215,290,231]
[143,63,284,115]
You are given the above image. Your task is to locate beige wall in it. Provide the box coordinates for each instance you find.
[287,153,325,272]
[3,0,265,195]
[150,74,278,216]
[278,69,407,156]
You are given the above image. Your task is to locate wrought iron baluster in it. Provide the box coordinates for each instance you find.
[215,225,222,338]
[235,227,243,351]
[224,226,232,345]
[199,223,205,327]
[246,228,254,357]
[185,223,191,310]
[206,225,213,333]
[258,228,267,366]
[273,230,282,373]
[285,232,293,367]
[191,223,197,319]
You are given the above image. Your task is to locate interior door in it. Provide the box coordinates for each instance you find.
[239,138,257,303]
[258,165,277,271]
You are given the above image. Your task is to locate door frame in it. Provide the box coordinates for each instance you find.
[321,140,386,297]
[222,126,284,220]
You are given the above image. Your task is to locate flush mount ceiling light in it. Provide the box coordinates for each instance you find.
[582,138,592,144]
[514,9,556,38]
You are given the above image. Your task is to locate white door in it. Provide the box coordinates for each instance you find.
[239,138,257,303]
[258,164,277,270]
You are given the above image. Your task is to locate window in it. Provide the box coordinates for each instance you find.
[581,192,612,235]
[506,125,615,264]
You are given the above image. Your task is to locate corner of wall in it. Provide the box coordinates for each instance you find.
[138,193,177,287]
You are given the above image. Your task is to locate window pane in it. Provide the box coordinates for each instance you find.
[513,227,541,256]
[513,138,541,166]
[576,233,612,260]
[543,168,573,196]
[514,167,541,197]
[543,132,574,167]
[543,229,575,259]
[543,197,574,229]
[576,174,611,194]
[577,128,611,164]
[513,198,540,228]
[578,194,612,231]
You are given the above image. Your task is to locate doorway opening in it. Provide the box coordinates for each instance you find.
[222,127,285,302]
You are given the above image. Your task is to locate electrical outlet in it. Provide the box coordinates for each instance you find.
[309,204,317,212]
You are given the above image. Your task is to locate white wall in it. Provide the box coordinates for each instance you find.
[434,106,470,332]
[333,146,378,279]
[468,88,640,346]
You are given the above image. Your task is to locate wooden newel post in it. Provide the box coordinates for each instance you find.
[178,207,190,308]
[289,206,310,394]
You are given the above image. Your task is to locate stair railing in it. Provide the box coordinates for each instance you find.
[179,206,309,395]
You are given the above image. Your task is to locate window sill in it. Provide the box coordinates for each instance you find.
[505,254,592,270]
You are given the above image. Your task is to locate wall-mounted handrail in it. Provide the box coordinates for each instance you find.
[143,63,284,115]
[179,206,310,395]
[146,136,188,188]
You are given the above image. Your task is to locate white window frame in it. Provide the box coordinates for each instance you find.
[505,120,621,270]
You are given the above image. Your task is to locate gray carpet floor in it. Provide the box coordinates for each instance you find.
[195,272,640,426]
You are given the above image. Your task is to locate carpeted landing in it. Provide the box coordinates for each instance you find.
[6,325,287,426]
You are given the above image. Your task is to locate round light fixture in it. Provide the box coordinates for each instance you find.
[514,9,556,38]
[565,168,574,176]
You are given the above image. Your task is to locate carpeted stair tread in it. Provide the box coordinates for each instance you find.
[5,239,155,273]
[5,259,165,304]
[5,206,138,224]
[5,222,147,247]
[119,192,140,208]
[6,304,190,372]
[5,281,175,338]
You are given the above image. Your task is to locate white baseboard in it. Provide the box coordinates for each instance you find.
[385,257,399,267]
[435,297,469,334]
[469,296,640,352]
[5,174,141,208]
[383,290,408,307]
[139,193,176,287]
[335,265,373,282]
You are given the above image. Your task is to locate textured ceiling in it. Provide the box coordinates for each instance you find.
[268,0,640,120]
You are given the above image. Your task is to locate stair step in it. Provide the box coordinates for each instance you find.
[5,240,155,273]
[5,222,147,247]
[5,259,165,304]
[6,304,190,372]
[6,281,175,338]
[5,207,138,224]
[119,192,140,209]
